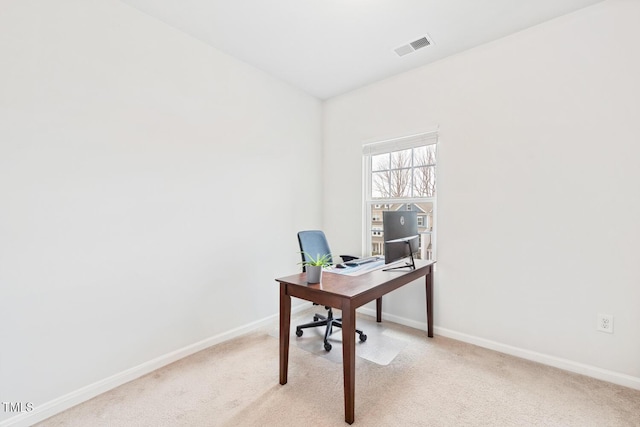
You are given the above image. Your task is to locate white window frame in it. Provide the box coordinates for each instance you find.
[362,130,438,259]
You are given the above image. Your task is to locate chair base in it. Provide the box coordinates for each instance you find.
[295,308,367,352]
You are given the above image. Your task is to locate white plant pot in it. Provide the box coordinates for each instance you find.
[306,265,322,284]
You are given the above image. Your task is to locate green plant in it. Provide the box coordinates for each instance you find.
[299,252,332,268]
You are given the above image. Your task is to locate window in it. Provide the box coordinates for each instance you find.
[363,131,437,260]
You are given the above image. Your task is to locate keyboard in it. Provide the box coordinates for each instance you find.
[344,256,380,267]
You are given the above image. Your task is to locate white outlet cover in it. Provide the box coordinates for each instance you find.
[597,313,614,333]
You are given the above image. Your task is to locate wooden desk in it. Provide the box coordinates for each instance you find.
[276,259,435,424]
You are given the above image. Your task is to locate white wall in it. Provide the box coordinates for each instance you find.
[324,0,640,384]
[0,0,322,423]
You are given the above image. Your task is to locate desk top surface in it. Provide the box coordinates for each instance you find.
[276,259,435,300]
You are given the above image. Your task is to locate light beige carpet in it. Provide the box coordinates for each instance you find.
[38,310,640,426]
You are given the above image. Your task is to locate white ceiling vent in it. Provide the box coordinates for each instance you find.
[394,35,433,57]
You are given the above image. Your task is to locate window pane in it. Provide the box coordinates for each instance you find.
[372,153,389,172]
[389,168,411,197]
[372,171,390,198]
[390,149,411,169]
[412,202,434,232]
[413,202,435,261]
[413,166,436,197]
[413,145,436,166]
[370,204,384,256]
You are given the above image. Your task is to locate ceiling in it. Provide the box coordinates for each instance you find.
[120,0,603,100]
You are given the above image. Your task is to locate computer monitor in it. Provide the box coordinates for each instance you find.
[382,210,419,271]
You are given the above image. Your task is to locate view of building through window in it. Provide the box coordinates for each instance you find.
[364,137,437,261]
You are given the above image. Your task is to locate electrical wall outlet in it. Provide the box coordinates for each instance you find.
[597,313,614,333]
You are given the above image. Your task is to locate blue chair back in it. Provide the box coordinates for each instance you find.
[297,230,333,272]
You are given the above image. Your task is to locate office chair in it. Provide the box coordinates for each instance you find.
[296,230,367,351]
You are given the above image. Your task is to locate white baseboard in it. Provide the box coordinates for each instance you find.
[0,302,312,427]
[358,307,640,391]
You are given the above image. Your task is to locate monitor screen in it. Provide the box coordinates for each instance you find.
[382,210,419,266]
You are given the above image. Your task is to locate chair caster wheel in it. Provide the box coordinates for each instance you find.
[296,329,303,337]
[359,334,367,342]
[313,316,319,322]
[324,342,332,351]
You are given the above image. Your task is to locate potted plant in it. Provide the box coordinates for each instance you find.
[300,252,332,284]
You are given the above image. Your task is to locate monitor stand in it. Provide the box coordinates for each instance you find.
[383,241,416,272]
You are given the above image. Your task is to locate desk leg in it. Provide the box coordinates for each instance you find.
[376,297,382,323]
[279,283,291,385]
[341,302,356,424]
[426,268,433,338]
